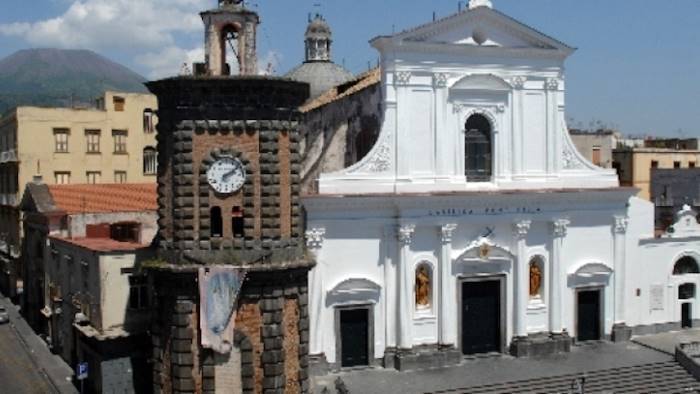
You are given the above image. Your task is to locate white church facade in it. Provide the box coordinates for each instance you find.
[302,1,700,371]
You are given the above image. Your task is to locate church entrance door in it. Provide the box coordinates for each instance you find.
[339,308,369,367]
[576,289,602,341]
[682,303,693,328]
[461,279,502,355]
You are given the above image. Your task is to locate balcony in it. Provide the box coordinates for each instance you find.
[0,193,17,206]
[0,149,17,164]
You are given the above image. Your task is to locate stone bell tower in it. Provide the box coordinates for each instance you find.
[201,0,259,76]
[146,1,312,393]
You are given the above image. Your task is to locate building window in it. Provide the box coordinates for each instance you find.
[211,207,223,237]
[53,128,69,153]
[128,276,149,310]
[674,256,700,275]
[232,206,244,238]
[114,171,127,183]
[529,257,544,301]
[674,161,682,169]
[690,162,696,168]
[112,130,127,153]
[143,109,155,133]
[415,263,432,311]
[54,172,71,185]
[113,96,125,112]
[110,222,140,243]
[464,114,492,182]
[592,146,602,166]
[85,129,100,153]
[143,147,157,175]
[679,283,696,300]
[86,171,101,184]
[651,160,659,169]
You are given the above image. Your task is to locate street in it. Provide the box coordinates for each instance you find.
[0,323,53,393]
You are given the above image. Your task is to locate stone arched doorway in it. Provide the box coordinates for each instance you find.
[673,256,700,329]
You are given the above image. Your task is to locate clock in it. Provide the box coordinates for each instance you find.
[207,157,246,194]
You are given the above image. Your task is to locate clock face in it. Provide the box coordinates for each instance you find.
[207,158,246,194]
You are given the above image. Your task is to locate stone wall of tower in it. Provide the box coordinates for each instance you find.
[150,268,310,394]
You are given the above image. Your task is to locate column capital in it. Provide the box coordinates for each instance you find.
[440,223,458,244]
[432,73,448,88]
[398,224,416,246]
[551,218,570,238]
[305,228,326,249]
[513,220,532,239]
[613,216,629,234]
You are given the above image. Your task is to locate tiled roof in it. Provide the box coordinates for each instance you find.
[300,67,381,113]
[47,183,157,215]
[50,236,147,253]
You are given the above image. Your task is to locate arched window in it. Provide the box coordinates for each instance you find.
[220,24,241,75]
[415,263,432,311]
[143,147,157,175]
[232,206,244,238]
[211,207,223,238]
[143,109,155,133]
[679,283,696,300]
[529,257,544,300]
[674,256,700,275]
[464,114,492,182]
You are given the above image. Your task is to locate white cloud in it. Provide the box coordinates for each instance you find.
[0,0,211,77]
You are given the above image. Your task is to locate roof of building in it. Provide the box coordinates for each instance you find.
[47,183,157,215]
[286,61,355,100]
[305,15,332,39]
[50,236,148,253]
[300,67,381,113]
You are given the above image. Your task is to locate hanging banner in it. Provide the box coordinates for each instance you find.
[199,266,246,354]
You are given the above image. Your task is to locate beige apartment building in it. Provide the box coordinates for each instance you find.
[613,147,700,200]
[0,91,157,296]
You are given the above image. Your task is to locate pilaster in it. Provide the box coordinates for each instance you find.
[397,224,415,350]
[612,216,632,342]
[512,219,531,338]
[305,228,325,357]
[550,218,569,334]
[439,224,458,347]
[383,225,398,359]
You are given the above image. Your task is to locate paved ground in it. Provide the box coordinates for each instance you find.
[0,322,54,393]
[0,296,76,394]
[313,342,674,394]
[632,328,700,355]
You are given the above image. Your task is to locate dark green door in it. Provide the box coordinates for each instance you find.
[577,290,601,341]
[340,309,369,367]
[682,303,693,328]
[461,280,501,355]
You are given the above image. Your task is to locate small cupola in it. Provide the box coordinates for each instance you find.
[305,14,333,62]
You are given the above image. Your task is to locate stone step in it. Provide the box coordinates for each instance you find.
[431,361,700,394]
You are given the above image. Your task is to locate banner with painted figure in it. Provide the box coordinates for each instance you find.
[199,266,246,353]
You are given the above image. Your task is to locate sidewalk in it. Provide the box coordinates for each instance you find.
[0,296,77,394]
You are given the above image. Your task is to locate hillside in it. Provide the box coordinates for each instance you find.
[0,48,148,114]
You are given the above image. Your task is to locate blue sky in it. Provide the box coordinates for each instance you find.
[1,0,699,137]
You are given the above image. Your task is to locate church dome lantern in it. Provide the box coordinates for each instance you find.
[305,14,333,62]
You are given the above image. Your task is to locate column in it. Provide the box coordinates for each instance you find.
[439,224,458,347]
[612,216,631,341]
[397,224,415,350]
[513,220,531,338]
[305,228,326,357]
[383,225,398,351]
[550,219,569,334]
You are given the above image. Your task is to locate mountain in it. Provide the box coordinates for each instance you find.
[0,48,148,114]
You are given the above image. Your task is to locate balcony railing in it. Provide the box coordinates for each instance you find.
[0,149,17,164]
[0,194,18,206]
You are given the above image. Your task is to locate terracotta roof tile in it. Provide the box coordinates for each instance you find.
[300,68,381,113]
[47,183,157,215]
[50,236,147,252]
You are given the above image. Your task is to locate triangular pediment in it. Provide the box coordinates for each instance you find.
[372,7,574,56]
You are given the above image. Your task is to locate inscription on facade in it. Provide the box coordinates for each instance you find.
[650,284,665,311]
[428,206,542,217]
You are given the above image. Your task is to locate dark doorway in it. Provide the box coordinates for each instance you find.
[682,303,693,329]
[340,309,369,367]
[461,280,502,355]
[577,289,602,341]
